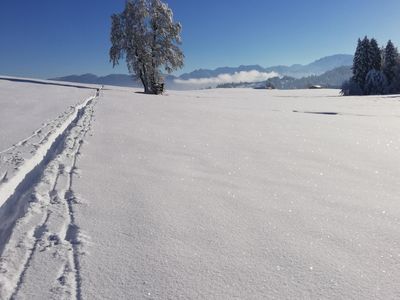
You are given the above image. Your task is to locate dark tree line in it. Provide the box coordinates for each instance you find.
[342,37,400,96]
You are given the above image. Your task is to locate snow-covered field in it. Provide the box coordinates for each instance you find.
[1,80,400,299]
[0,78,94,150]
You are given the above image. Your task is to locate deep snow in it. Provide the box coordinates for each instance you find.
[1,82,400,299]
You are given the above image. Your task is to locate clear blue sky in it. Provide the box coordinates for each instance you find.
[0,0,399,79]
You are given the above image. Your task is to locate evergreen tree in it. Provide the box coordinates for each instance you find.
[364,70,388,95]
[380,46,386,68]
[352,36,372,93]
[360,36,371,89]
[387,57,400,94]
[346,37,400,96]
[352,39,365,89]
[383,40,399,85]
[369,38,381,71]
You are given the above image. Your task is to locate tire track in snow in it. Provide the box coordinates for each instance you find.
[0,90,99,300]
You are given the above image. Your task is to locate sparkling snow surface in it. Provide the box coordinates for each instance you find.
[75,88,400,299]
[1,83,400,299]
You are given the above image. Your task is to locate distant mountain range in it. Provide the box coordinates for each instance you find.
[265,54,353,78]
[217,66,352,89]
[180,54,353,80]
[50,54,353,90]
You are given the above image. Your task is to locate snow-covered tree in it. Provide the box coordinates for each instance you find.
[110,0,184,94]
[383,40,398,85]
[364,70,388,95]
[346,37,400,96]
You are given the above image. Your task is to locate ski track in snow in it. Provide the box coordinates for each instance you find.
[0,89,99,300]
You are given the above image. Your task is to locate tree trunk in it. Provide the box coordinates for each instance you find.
[138,65,154,94]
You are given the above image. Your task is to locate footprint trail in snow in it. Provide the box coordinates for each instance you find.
[0,91,99,300]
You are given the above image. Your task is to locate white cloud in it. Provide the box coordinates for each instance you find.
[174,70,280,86]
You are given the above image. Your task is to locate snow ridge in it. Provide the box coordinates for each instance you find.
[0,89,99,299]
